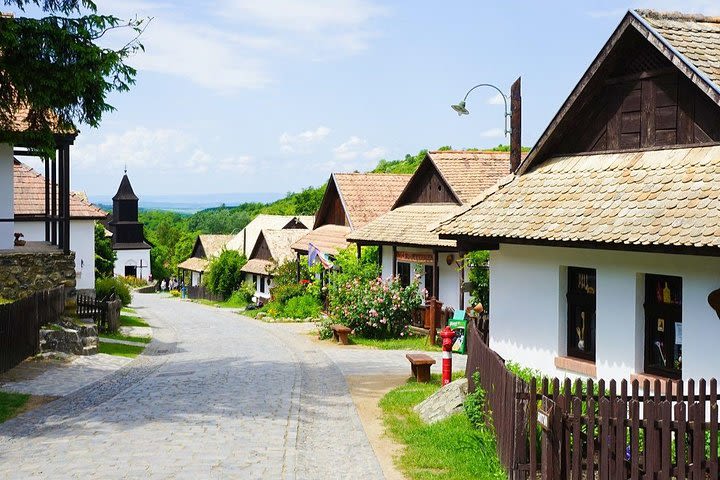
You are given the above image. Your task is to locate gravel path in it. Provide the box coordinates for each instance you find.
[0,294,385,479]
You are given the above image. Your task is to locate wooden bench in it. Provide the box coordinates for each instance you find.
[330,324,352,345]
[406,353,436,383]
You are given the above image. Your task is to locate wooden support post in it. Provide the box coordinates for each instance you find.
[296,252,301,282]
[510,77,522,172]
[57,148,65,251]
[432,250,439,299]
[377,245,383,270]
[458,251,465,310]
[356,243,361,260]
[427,297,442,346]
[44,158,50,242]
[51,154,57,245]
[392,245,397,277]
[62,145,70,254]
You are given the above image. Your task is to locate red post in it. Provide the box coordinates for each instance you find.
[440,326,455,386]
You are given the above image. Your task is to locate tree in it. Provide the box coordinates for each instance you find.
[0,0,147,154]
[94,221,115,278]
[205,250,247,299]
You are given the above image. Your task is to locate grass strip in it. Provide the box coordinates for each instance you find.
[119,314,149,328]
[98,342,145,358]
[99,333,151,344]
[349,335,440,351]
[379,375,506,480]
[0,391,30,423]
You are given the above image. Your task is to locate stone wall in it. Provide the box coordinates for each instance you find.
[0,247,76,300]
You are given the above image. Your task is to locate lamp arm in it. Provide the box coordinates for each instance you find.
[461,83,511,136]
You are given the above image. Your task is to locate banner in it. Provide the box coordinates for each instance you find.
[308,242,334,270]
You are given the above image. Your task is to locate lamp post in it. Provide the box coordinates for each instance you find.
[451,83,511,136]
[451,77,522,172]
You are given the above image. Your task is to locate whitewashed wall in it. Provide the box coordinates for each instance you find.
[489,243,720,382]
[246,272,271,300]
[0,144,13,250]
[379,244,468,310]
[114,249,151,281]
[14,219,97,289]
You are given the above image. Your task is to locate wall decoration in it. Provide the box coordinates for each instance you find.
[657,318,665,332]
[446,254,454,266]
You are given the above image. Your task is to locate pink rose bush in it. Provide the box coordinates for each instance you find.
[330,276,422,339]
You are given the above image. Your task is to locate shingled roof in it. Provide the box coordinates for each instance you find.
[225,214,313,255]
[13,160,106,219]
[323,173,411,229]
[349,204,458,248]
[436,145,720,253]
[241,229,308,275]
[177,256,208,273]
[424,150,516,204]
[291,224,352,255]
[195,234,233,259]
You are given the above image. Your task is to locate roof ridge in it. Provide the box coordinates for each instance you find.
[636,9,720,24]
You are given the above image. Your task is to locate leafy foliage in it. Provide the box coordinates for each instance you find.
[281,294,322,319]
[267,259,312,305]
[93,221,115,278]
[464,250,490,310]
[0,0,147,154]
[372,149,427,174]
[330,276,422,339]
[205,250,246,299]
[95,276,131,305]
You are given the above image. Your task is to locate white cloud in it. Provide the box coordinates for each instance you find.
[279,126,331,152]
[487,93,506,106]
[479,127,505,138]
[72,127,252,175]
[333,136,387,162]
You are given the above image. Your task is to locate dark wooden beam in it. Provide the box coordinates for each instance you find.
[57,150,64,250]
[356,243,361,260]
[510,77,522,172]
[296,252,301,282]
[458,251,465,311]
[432,249,439,299]
[44,159,49,241]
[51,155,57,245]
[61,146,71,254]
[377,245,383,269]
[392,245,397,277]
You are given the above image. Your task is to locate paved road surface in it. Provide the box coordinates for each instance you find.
[0,294,387,479]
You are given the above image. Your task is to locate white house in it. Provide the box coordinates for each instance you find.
[436,10,720,384]
[241,229,309,301]
[349,151,512,311]
[226,214,313,258]
[177,234,233,286]
[107,172,151,281]
[13,160,106,290]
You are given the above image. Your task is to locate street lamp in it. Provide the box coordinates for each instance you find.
[451,83,511,136]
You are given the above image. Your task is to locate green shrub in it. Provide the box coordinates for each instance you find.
[282,294,322,319]
[330,276,422,339]
[95,277,131,306]
[205,250,247,299]
[268,260,312,304]
[464,373,488,429]
[317,317,334,340]
[118,275,148,288]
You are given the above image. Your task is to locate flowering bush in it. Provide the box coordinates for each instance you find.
[330,276,422,339]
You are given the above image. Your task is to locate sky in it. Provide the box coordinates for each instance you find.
[12,0,720,200]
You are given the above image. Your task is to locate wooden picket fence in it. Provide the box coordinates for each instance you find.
[76,294,121,333]
[185,285,223,302]
[0,286,65,374]
[464,319,720,479]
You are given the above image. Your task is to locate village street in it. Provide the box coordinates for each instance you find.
[0,294,460,479]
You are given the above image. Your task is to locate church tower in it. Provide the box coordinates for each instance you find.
[109,172,151,280]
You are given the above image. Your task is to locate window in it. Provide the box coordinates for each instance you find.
[566,267,596,361]
[397,262,411,287]
[260,276,266,293]
[252,274,258,287]
[124,265,137,277]
[644,274,682,379]
[424,265,434,298]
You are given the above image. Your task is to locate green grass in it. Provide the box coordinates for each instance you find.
[380,375,506,480]
[191,298,246,309]
[0,391,30,423]
[348,335,441,351]
[121,307,137,314]
[99,333,151,344]
[98,342,145,358]
[119,314,149,328]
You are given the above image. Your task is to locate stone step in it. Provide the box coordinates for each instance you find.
[80,345,98,356]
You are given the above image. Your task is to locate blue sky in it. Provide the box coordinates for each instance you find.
[14,0,720,199]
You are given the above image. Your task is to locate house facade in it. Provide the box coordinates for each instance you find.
[291,172,411,258]
[436,10,720,383]
[108,173,151,281]
[13,160,106,290]
[241,229,309,301]
[177,234,233,286]
[349,151,512,311]
[226,214,313,258]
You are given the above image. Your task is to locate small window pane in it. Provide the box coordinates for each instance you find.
[567,267,597,361]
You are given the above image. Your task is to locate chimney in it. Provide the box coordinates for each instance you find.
[510,77,522,172]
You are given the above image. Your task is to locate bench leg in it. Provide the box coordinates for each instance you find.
[417,365,431,383]
[338,332,349,345]
[410,364,417,380]
[332,331,339,343]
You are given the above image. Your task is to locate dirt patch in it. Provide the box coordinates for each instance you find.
[347,374,409,480]
[9,394,58,420]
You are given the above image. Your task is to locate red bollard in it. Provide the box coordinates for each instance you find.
[439,326,455,386]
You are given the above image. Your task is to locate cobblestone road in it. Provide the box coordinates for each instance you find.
[0,295,385,479]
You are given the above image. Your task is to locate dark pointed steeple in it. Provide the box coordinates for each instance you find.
[109,172,149,249]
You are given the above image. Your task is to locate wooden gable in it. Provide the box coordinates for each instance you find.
[521,11,720,173]
[283,217,308,229]
[394,155,460,208]
[313,176,349,228]
[250,232,273,261]
[190,237,206,259]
